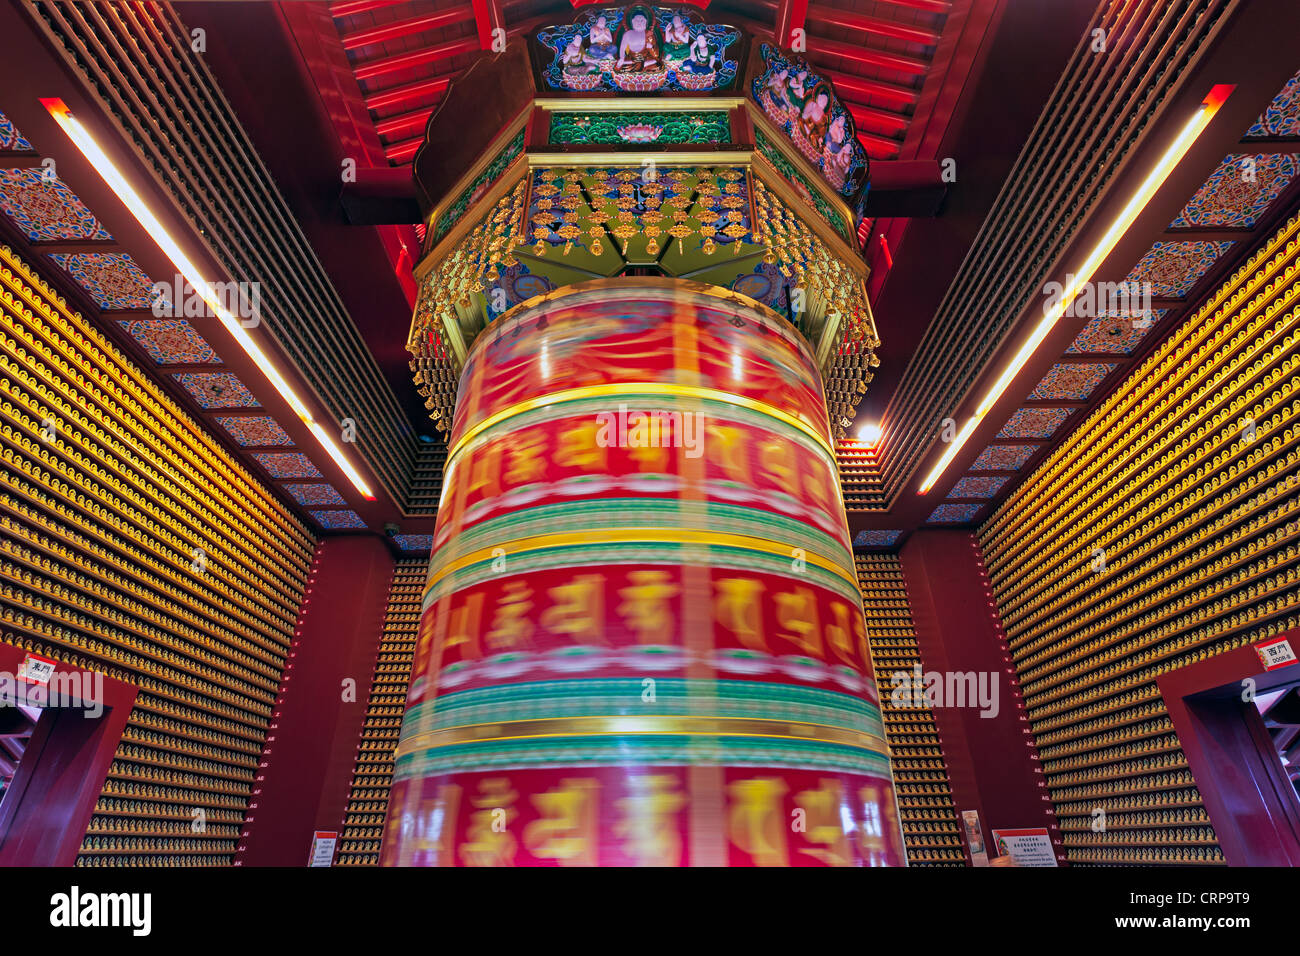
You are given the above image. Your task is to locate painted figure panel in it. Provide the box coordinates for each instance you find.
[750,45,870,204]
[537,6,741,93]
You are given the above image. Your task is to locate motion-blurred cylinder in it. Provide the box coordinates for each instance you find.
[383,280,903,866]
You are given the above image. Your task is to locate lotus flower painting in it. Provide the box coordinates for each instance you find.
[616,123,664,143]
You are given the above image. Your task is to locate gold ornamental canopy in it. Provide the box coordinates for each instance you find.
[407,4,881,438]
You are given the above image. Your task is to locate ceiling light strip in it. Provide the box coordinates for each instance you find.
[918,86,1231,495]
[41,97,376,500]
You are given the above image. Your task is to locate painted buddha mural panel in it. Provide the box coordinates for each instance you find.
[537,6,740,93]
[750,44,871,217]
[614,6,662,74]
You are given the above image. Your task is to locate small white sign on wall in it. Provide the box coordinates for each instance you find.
[992,827,1058,867]
[1255,637,1297,672]
[17,653,57,686]
[308,831,338,867]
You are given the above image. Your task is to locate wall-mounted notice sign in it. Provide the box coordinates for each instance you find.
[1254,637,1297,671]
[308,831,338,867]
[961,810,989,867]
[992,827,1058,867]
[17,653,56,686]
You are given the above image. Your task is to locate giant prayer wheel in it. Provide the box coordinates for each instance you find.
[387,2,898,866]
[383,280,905,865]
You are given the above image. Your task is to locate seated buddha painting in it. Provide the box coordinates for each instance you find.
[538,5,741,93]
[614,6,663,74]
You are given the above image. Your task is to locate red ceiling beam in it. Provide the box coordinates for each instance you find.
[329,0,406,17]
[808,35,930,75]
[340,8,476,50]
[375,106,438,140]
[385,138,422,164]
[878,0,952,13]
[773,0,808,49]
[471,0,506,50]
[365,75,454,112]
[353,35,481,82]
[845,102,910,137]
[806,4,941,45]
[728,0,941,45]
[373,11,599,164]
[817,69,919,108]
[729,12,929,76]
[733,0,942,45]
[858,132,903,159]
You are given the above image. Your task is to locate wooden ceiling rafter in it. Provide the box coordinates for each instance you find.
[330,0,410,17]
[340,6,477,50]
[712,0,946,163]
[772,0,808,49]
[336,0,572,161]
[471,0,507,49]
[332,0,949,169]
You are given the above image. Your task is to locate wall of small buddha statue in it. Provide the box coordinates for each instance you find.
[855,554,965,865]
[336,558,426,867]
[978,213,1300,865]
[0,245,315,866]
[331,554,957,866]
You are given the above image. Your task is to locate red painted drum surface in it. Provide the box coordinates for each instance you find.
[383,281,904,865]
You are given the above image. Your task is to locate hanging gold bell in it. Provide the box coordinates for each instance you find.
[668,224,692,255]
[612,223,637,255]
[557,224,581,256]
[643,224,662,257]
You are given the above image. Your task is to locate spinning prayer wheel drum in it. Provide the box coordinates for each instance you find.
[390,0,895,866]
[383,280,904,865]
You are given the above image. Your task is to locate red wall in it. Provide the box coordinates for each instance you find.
[0,644,137,866]
[900,529,1063,862]
[1157,640,1300,866]
[237,535,394,866]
